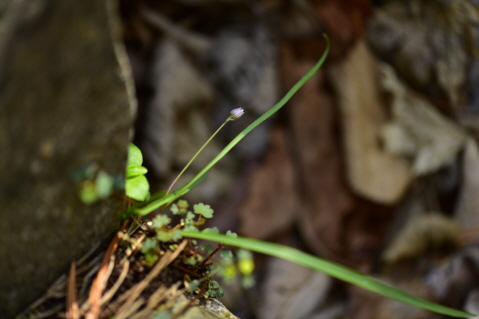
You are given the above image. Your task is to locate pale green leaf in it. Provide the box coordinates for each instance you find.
[125,175,149,201]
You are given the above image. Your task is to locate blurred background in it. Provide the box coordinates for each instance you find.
[121,0,479,318]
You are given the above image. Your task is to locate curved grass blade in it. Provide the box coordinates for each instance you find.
[134,34,331,216]
[181,231,474,318]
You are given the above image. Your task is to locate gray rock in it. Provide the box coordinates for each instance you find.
[0,0,135,316]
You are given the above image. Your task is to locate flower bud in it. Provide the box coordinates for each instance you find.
[229,108,245,121]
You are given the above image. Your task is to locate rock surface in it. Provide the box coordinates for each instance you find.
[0,0,135,316]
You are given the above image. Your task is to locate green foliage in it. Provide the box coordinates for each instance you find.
[204,279,224,298]
[152,215,171,228]
[74,164,118,204]
[193,203,214,218]
[125,143,150,201]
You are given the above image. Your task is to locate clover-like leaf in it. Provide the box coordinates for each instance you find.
[193,203,214,218]
[125,175,149,201]
[177,199,189,210]
[152,214,171,228]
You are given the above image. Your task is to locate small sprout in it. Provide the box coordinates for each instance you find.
[226,230,237,238]
[193,203,214,218]
[229,108,245,121]
[152,215,171,228]
[157,229,182,242]
[177,199,189,210]
[125,143,150,201]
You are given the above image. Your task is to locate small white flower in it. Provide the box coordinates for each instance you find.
[229,108,245,121]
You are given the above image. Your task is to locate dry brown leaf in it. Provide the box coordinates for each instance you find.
[328,40,412,204]
[382,213,461,265]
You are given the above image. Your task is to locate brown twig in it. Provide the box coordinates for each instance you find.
[85,219,129,319]
[66,263,79,319]
[201,243,224,266]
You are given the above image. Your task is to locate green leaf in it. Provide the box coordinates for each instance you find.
[127,143,143,167]
[141,238,158,253]
[193,203,214,218]
[126,165,148,178]
[125,175,149,201]
[181,231,474,318]
[95,171,114,198]
[152,214,171,228]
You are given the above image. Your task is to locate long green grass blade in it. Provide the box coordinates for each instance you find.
[181,231,474,318]
[133,35,331,215]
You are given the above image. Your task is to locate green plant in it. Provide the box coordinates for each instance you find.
[125,35,474,318]
[125,143,150,201]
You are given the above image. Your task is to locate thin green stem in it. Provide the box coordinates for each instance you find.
[166,118,230,195]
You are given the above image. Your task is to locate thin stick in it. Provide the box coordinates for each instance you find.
[165,119,230,195]
[66,263,79,319]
